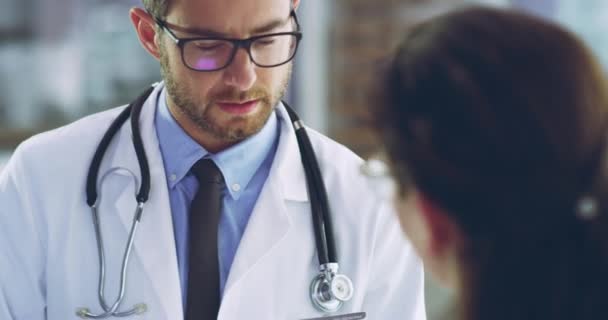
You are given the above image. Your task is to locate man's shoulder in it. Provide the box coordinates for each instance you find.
[304,127,365,177]
[7,105,128,177]
[16,105,127,158]
[302,127,381,203]
[304,127,363,166]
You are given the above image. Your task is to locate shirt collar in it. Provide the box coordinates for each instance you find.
[155,86,279,200]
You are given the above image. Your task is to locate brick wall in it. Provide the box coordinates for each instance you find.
[328,0,465,158]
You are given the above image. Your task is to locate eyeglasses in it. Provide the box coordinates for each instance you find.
[152,11,303,72]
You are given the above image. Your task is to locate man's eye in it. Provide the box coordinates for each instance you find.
[256,39,276,46]
[196,43,222,50]
[191,40,228,50]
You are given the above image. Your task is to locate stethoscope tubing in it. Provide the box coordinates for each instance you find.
[86,86,154,207]
[80,87,154,318]
[283,106,337,265]
[77,202,147,319]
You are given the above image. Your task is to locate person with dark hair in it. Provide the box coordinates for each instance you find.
[376,5,608,320]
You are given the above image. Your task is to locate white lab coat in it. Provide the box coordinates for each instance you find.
[0,83,425,320]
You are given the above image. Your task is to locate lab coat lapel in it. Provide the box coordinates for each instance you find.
[273,103,309,202]
[222,104,309,299]
[106,83,183,319]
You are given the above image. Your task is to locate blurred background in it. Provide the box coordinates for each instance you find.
[2,0,608,318]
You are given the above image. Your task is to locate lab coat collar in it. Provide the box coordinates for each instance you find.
[105,87,309,203]
[272,101,309,202]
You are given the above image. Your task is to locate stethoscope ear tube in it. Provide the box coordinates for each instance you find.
[85,86,155,207]
[129,87,154,203]
[86,106,132,207]
[298,127,338,263]
[299,132,330,265]
[282,102,337,265]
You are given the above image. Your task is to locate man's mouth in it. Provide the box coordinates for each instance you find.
[216,99,260,115]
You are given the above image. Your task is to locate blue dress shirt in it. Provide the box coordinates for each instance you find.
[154,87,280,309]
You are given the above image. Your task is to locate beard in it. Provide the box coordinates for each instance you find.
[159,41,291,143]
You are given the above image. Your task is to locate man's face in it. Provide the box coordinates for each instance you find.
[158,0,295,143]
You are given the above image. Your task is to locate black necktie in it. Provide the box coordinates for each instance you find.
[186,159,224,320]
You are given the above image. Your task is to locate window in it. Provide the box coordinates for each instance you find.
[0,0,158,153]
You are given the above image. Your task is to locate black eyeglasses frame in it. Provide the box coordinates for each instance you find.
[151,11,303,72]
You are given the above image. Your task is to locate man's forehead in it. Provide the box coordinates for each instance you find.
[167,0,291,34]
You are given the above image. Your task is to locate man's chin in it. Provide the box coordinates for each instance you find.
[204,117,267,141]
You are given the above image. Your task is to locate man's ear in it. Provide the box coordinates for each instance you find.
[416,192,464,258]
[130,7,161,60]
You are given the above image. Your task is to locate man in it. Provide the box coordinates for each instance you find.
[0,0,426,319]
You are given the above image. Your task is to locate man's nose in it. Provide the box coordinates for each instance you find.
[222,47,257,91]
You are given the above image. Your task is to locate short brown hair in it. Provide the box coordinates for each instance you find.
[142,0,170,19]
[141,0,293,19]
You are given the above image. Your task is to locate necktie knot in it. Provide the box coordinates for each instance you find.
[191,159,224,184]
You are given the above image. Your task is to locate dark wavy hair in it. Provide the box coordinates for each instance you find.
[378,5,608,320]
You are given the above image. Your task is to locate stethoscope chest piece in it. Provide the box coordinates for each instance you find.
[310,263,354,313]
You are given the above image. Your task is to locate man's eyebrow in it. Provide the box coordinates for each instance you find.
[164,16,290,38]
[250,16,291,34]
[163,23,227,38]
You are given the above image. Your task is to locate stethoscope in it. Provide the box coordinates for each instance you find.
[76,84,354,318]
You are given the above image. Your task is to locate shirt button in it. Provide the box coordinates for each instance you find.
[231,183,241,192]
[169,174,177,181]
